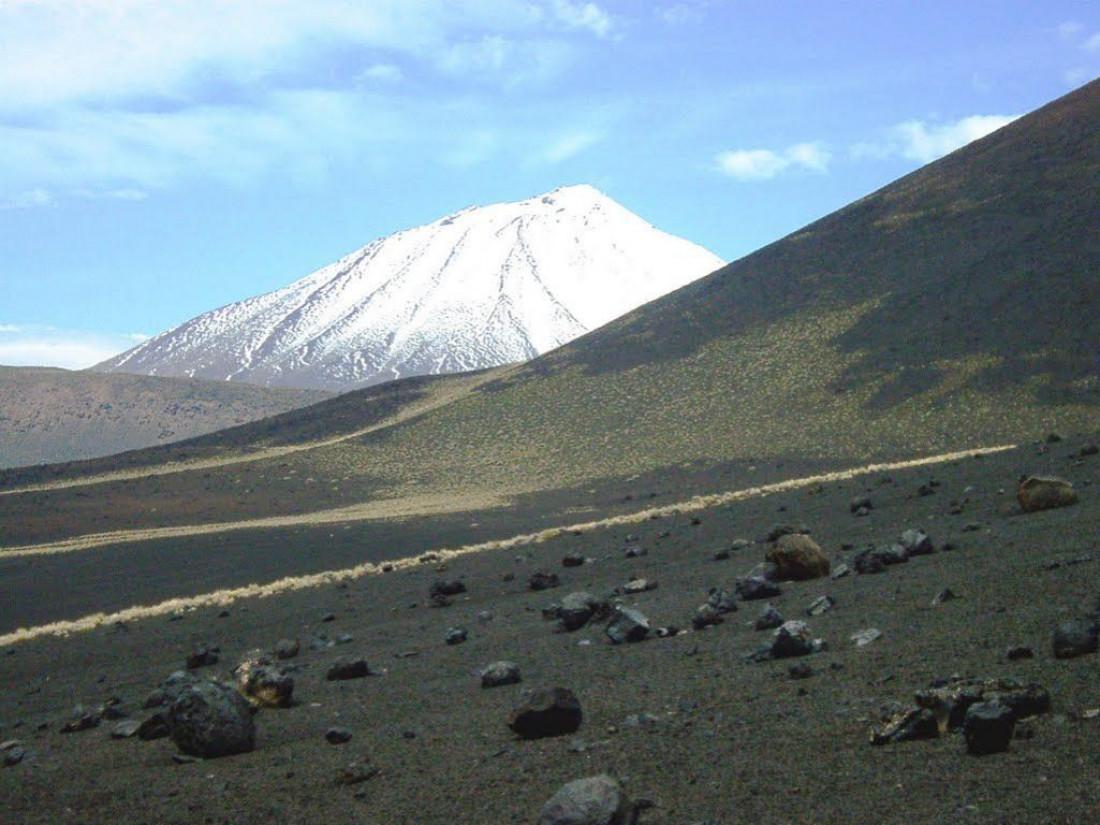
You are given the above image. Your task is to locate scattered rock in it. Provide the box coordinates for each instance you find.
[1052,620,1098,659]
[167,679,256,759]
[788,662,814,679]
[766,534,830,580]
[137,714,171,741]
[562,552,586,568]
[185,644,220,670]
[2,746,25,767]
[623,578,657,595]
[606,607,650,644]
[705,587,738,614]
[853,549,887,575]
[806,595,835,616]
[870,707,940,745]
[915,676,1050,732]
[508,687,583,739]
[480,661,522,688]
[851,628,882,647]
[326,658,371,681]
[770,621,817,658]
[623,546,648,559]
[336,760,380,786]
[430,579,467,599]
[529,572,562,591]
[830,563,850,580]
[931,588,957,606]
[538,774,632,825]
[1080,442,1098,457]
[444,626,468,646]
[325,727,353,745]
[736,577,782,601]
[1006,645,1034,661]
[850,494,873,513]
[234,655,294,708]
[899,529,934,556]
[963,701,1016,755]
[477,610,495,623]
[691,604,724,630]
[110,719,143,739]
[1017,476,1079,513]
[754,604,785,631]
[60,710,100,734]
[274,638,300,660]
[556,592,607,632]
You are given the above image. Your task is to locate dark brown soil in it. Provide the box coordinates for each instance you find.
[2,435,1097,824]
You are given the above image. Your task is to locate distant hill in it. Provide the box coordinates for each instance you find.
[0,367,330,469]
[94,185,723,391]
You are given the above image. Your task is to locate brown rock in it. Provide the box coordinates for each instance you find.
[766,534,830,580]
[1016,475,1078,512]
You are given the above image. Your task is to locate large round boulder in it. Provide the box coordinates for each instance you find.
[508,687,583,739]
[167,679,256,758]
[1017,476,1078,512]
[538,775,632,825]
[765,534,830,580]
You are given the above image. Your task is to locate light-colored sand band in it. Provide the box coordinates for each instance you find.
[0,444,1014,646]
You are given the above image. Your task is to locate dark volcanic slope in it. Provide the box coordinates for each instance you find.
[0,368,330,470]
[546,78,1100,397]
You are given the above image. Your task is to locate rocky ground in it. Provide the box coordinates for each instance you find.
[1,433,1098,824]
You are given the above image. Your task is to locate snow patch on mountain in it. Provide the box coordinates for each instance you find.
[96,185,725,391]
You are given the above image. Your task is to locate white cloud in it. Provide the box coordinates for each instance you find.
[887,115,1018,164]
[538,130,603,163]
[716,141,832,181]
[0,326,145,370]
[0,188,54,210]
[1056,21,1084,41]
[1085,32,1100,51]
[357,63,404,84]
[550,1,614,38]
[657,2,708,25]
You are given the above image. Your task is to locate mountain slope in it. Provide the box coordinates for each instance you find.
[3,80,1098,541]
[0,367,330,469]
[94,185,724,391]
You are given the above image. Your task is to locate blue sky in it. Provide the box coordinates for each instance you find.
[1,1,1098,369]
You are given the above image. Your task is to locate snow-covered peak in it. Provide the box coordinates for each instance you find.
[95,186,725,391]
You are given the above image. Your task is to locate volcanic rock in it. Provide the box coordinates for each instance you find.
[185,644,220,670]
[234,655,294,708]
[770,536,827,580]
[870,707,940,746]
[705,587,738,614]
[480,661,522,688]
[326,658,371,681]
[915,676,1050,731]
[1017,475,1079,512]
[963,701,1016,755]
[562,552,586,568]
[754,604,785,631]
[529,572,562,591]
[556,592,607,632]
[898,529,934,556]
[325,727,353,745]
[606,607,650,644]
[736,577,782,601]
[691,604,724,630]
[445,626,469,646]
[274,638,300,660]
[1051,620,1099,658]
[430,579,467,598]
[538,774,633,825]
[508,688,583,739]
[167,679,256,759]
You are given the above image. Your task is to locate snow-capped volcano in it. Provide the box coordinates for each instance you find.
[95,185,725,391]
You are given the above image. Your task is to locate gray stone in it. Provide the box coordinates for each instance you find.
[851,628,882,647]
[558,592,606,632]
[1052,621,1098,659]
[538,775,632,825]
[964,701,1016,755]
[691,604,724,630]
[754,604,784,631]
[705,587,738,614]
[110,719,143,739]
[806,595,835,616]
[326,658,371,680]
[234,656,294,708]
[480,661,522,688]
[508,687,583,739]
[770,621,815,658]
[274,638,300,660]
[167,679,256,759]
[430,579,467,598]
[325,727,353,745]
[899,529,934,556]
[444,626,468,646]
[736,577,781,601]
[606,606,650,644]
[529,571,562,591]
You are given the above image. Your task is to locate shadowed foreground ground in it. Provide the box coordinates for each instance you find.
[1,434,1098,824]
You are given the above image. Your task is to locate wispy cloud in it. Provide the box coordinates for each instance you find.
[0,1,618,200]
[657,2,709,25]
[1,189,54,210]
[1086,32,1100,51]
[0,326,147,370]
[851,115,1018,164]
[716,141,831,181]
[539,131,604,163]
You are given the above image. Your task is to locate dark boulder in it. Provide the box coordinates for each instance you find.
[167,679,256,759]
[1017,476,1078,512]
[508,687,583,739]
[529,572,562,591]
[480,661,522,688]
[736,577,782,600]
[963,701,1016,755]
[1052,621,1098,658]
[326,658,371,681]
[606,607,650,644]
[766,533,830,580]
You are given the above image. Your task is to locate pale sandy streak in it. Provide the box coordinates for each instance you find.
[0,444,1015,646]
